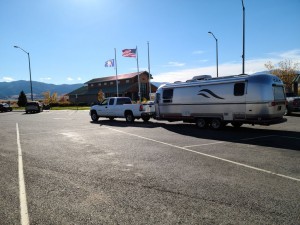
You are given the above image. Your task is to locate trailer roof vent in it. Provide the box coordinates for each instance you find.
[192,75,212,80]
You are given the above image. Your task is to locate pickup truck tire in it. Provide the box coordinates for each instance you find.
[91,112,99,122]
[142,115,150,122]
[125,112,135,123]
[231,122,243,128]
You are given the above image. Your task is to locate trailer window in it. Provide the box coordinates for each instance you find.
[234,83,245,96]
[273,86,285,100]
[163,89,173,103]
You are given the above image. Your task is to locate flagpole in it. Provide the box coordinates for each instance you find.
[114,48,118,97]
[136,46,141,102]
[147,41,151,100]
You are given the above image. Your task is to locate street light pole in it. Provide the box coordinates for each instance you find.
[208,31,219,77]
[14,46,33,101]
[241,0,245,74]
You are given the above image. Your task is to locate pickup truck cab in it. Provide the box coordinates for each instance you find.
[90,97,153,122]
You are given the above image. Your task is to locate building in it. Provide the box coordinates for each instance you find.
[68,71,157,105]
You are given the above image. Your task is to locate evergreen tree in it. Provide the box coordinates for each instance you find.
[18,90,28,107]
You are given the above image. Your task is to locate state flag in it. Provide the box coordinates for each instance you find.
[105,59,114,67]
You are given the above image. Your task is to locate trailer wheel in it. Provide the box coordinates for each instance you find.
[196,118,206,129]
[211,118,223,130]
[125,112,135,123]
[231,122,243,128]
[91,112,99,122]
[109,117,115,121]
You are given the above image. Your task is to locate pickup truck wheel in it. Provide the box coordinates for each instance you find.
[196,118,206,129]
[231,122,243,128]
[125,112,135,123]
[91,112,99,122]
[142,115,150,122]
[210,118,223,130]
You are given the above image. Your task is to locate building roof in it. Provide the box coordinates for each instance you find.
[68,83,136,96]
[85,71,149,84]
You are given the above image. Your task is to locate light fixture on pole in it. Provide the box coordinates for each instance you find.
[14,45,33,101]
[208,31,219,77]
[241,0,245,74]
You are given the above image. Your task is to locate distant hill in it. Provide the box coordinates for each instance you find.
[0,80,83,100]
[151,82,169,88]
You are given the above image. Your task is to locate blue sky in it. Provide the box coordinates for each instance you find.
[1,0,299,84]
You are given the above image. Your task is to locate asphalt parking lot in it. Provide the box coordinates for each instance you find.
[1,110,300,225]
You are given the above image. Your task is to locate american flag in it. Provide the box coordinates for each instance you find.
[122,49,136,57]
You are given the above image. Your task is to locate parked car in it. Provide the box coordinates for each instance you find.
[25,101,43,113]
[0,103,13,112]
[285,93,300,115]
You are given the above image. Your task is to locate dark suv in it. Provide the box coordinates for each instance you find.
[25,101,43,114]
[0,103,13,112]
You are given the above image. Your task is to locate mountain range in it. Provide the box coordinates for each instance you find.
[0,80,166,100]
[0,80,83,100]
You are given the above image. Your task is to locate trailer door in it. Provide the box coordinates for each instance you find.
[232,82,246,120]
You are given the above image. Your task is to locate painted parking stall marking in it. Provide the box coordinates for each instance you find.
[16,123,30,225]
[105,126,300,182]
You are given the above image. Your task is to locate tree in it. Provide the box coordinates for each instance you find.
[43,91,58,104]
[98,89,104,102]
[265,59,299,92]
[18,90,27,107]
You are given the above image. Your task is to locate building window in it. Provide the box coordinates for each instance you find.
[91,84,94,87]
[110,81,114,85]
[126,80,130,83]
[98,83,101,86]
[104,82,107,86]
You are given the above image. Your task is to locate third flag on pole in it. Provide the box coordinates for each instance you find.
[105,59,114,67]
[122,49,136,57]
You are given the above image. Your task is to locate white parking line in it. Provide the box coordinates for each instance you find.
[16,123,30,225]
[105,126,300,182]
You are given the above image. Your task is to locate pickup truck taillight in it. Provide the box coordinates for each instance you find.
[139,104,143,111]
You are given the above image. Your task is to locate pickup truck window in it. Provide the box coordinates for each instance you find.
[116,98,132,105]
[109,98,115,105]
[101,99,108,105]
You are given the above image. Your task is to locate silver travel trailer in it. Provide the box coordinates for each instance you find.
[154,74,287,129]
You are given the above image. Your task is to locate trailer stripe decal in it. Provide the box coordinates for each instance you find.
[198,89,224,99]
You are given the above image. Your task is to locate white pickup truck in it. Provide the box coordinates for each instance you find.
[90,97,154,122]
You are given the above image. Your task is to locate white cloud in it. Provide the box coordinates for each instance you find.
[0,76,15,82]
[153,49,300,83]
[40,77,52,82]
[192,50,205,55]
[67,77,74,81]
[165,61,185,67]
[77,77,82,81]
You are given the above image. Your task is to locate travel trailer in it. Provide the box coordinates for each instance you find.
[154,74,286,129]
